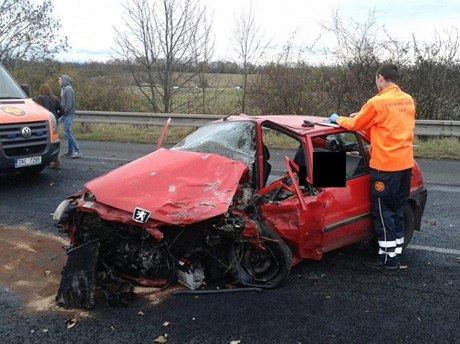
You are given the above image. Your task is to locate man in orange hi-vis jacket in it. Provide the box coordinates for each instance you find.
[330,64,415,270]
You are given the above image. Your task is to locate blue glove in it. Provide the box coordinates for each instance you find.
[329,113,339,123]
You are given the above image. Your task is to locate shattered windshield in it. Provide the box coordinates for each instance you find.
[172,121,256,166]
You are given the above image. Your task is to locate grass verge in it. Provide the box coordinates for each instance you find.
[64,123,460,160]
[413,137,460,160]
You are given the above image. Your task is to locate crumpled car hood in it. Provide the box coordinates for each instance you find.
[85,148,248,225]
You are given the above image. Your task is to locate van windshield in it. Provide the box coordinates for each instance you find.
[0,65,26,99]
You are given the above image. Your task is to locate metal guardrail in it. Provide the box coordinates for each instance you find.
[75,111,222,127]
[75,111,460,137]
[413,120,460,137]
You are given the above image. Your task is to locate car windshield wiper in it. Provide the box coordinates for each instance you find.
[0,96,24,99]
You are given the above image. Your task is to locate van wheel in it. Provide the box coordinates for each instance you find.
[369,205,416,249]
[230,221,292,289]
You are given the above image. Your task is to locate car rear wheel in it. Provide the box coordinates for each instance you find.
[402,205,416,248]
[230,221,292,289]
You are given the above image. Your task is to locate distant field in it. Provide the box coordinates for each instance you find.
[128,73,260,115]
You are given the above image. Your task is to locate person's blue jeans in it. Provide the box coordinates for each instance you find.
[61,114,80,154]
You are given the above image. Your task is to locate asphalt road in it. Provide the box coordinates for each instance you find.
[0,140,459,344]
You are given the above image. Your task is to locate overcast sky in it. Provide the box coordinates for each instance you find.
[50,0,460,63]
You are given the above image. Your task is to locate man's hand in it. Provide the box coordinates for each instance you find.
[329,113,339,123]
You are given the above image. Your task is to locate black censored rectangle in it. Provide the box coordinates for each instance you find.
[313,151,346,187]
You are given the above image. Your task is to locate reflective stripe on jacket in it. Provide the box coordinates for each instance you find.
[336,85,415,171]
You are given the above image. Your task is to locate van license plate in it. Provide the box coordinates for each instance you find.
[14,156,42,168]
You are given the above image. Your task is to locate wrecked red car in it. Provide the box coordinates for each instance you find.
[53,115,427,308]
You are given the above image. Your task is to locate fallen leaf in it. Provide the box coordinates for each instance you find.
[154,335,167,343]
[42,329,48,333]
[162,321,170,327]
[66,318,78,329]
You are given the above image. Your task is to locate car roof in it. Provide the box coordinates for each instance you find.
[221,114,340,136]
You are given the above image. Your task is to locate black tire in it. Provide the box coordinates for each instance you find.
[402,205,416,248]
[369,205,416,249]
[230,221,292,289]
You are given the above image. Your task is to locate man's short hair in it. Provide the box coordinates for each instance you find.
[376,64,399,82]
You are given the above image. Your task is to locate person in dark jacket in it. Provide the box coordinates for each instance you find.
[34,83,64,168]
[59,75,81,158]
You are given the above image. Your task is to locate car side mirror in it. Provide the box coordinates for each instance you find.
[20,84,30,97]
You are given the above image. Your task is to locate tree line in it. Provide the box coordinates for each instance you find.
[1,0,459,120]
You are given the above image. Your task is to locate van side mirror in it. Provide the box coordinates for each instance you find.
[20,84,30,97]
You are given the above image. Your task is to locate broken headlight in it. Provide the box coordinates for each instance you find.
[53,199,71,222]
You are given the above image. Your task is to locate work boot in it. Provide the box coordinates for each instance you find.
[363,258,400,271]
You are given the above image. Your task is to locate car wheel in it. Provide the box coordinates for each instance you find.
[369,205,416,249]
[230,221,292,289]
[402,205,416,248]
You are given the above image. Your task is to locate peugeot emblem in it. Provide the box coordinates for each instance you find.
[21,127,32,138]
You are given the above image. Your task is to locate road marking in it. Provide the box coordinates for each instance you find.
[408,245,460,255]
[426,184,460,193]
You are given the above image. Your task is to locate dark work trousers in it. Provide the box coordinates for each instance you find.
[370,168,412,266]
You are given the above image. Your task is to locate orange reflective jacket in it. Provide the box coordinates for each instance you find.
[336,85,415,171]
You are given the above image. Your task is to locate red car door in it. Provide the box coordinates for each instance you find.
[310,131,374,253]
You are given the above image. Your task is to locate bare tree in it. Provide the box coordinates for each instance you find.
[319,10,406,113]
[193,13,214,113]
[407,28,460,120]
[0,0,68,66]
[114,0,213,113]
[231,3,269,113]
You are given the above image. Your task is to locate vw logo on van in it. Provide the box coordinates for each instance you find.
[21,126,32,138]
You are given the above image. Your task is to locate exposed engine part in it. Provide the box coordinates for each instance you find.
[75,212,177,285]
[176,260,205,290]
[97,263,135,307]
[56,197,282,308]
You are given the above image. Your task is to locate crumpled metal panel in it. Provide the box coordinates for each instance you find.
[55,239,99,309]
[260,197,324,261]
[85,148,248,225]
